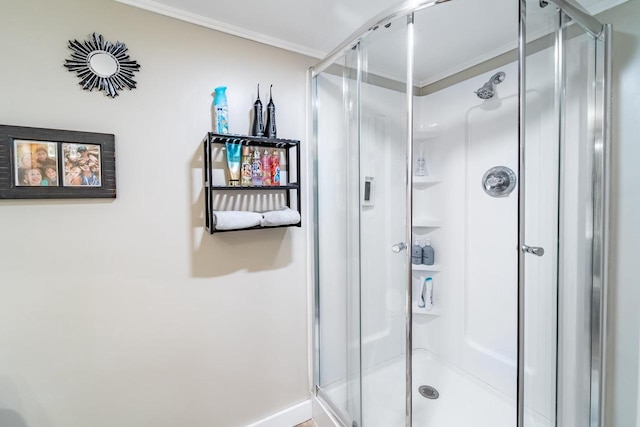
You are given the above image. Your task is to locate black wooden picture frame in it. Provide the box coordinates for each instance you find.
[0,125,116,199]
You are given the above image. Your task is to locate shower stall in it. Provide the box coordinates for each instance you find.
[310,0,610,426]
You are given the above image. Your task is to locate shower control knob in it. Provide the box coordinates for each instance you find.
[482,166,517,198]
[486,175,506,187]
[391,242,407,253]
[522,245,545,256]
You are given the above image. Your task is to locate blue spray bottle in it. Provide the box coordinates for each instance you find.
[213,86,229,134]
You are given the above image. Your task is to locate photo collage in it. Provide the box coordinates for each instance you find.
[14,140,102,187]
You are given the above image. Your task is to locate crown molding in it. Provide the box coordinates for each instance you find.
[114,0,327,59]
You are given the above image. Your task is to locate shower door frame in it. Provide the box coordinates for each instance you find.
[519,1,611,426]
[311,0,611,425]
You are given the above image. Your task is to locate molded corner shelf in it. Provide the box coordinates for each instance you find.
[412,264,442,272]
[412,303,442,316]
[413,176,441,186]
[413,124,441,140]
[412,218,442,228]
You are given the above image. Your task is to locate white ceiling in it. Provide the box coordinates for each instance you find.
[115,0,398,58]
[116,0,623,84]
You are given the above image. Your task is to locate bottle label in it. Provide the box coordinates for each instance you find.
[271,155,280,186]
[241,159,252,185]
[216,106,228,134]
[252,160,263,185]
[262,156,272,186]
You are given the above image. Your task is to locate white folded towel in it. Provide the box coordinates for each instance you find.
[213,210,262,230]
[261,207,301,227]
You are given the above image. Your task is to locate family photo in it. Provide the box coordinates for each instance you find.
[62,143,102,187]
[14,140,59,187]
[14,141,103,188]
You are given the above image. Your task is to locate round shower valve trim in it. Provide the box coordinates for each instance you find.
[482,166,517,197]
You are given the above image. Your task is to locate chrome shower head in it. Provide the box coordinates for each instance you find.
[475,82,496,100]
[475,71,506,100]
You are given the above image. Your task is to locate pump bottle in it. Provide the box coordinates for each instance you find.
[422,240,434,265]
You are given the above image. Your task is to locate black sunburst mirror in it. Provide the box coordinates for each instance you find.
[64,32,141,98]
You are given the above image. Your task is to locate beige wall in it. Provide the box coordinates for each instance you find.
[0,1,314,426]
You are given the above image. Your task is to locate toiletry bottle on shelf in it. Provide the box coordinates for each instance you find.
[422,240,434,265]
[415,155,427,176]
[213,86,229,134]
[421,277,433,311]
[264,85,277,139]
[417,277,426,308]
[224,141,241,186]
[411,240,422,265]
[252,148,263,186]
[240,146,253,186]
[261,148,272,186]
[250,84,264,137]
[271,150,280,186]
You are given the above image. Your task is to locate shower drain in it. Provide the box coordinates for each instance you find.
[418,385,440,399]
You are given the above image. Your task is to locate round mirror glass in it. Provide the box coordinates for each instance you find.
[88,51,118,78]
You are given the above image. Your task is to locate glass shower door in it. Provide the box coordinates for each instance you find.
[520,4,561,426]
[315,47,363,427]
[314,16,410,423]
[522,1,610,426]
[358,15,410,427]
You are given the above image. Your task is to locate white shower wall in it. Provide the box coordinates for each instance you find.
[412,48,560,423]
[412,61,523,409]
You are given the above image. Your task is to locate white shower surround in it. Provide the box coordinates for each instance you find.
[413,53,558,424]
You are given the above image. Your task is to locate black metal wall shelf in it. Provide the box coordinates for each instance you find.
[211,184,299,191]
[203,132,301,234]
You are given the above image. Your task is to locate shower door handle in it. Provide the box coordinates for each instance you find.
[522,245,545,257]
[391,242,407,253]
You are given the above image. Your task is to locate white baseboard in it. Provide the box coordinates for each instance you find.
[246,399,312,427]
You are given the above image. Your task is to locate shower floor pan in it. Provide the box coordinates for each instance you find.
[323,349,551,427]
